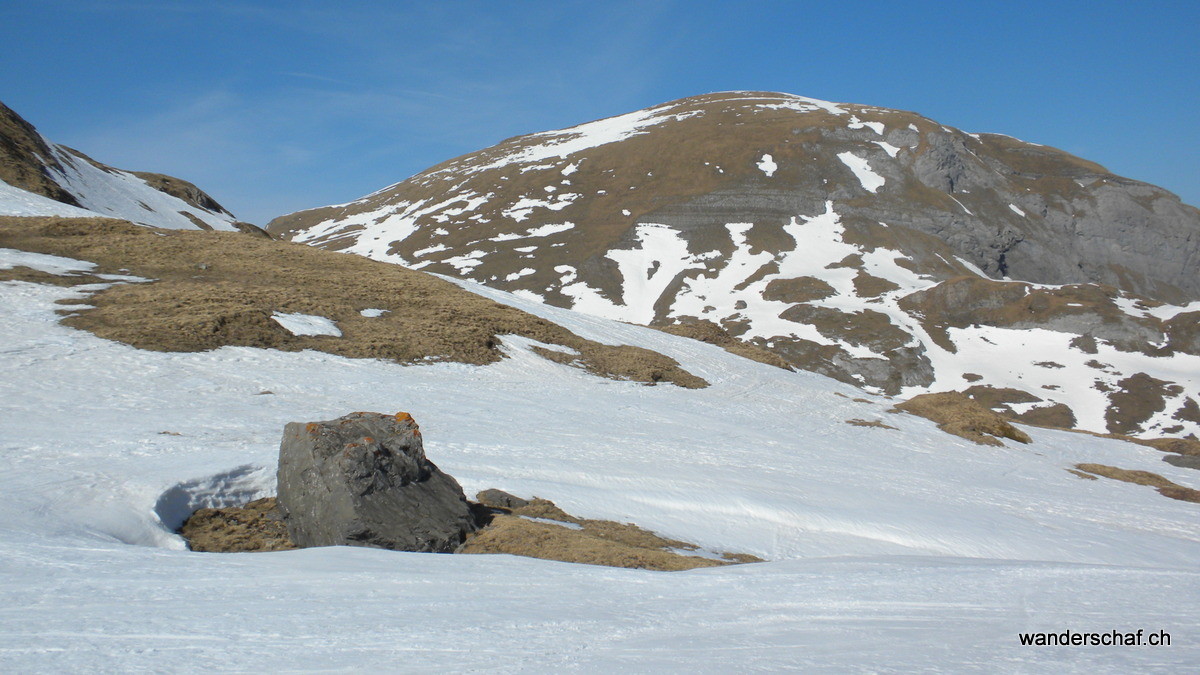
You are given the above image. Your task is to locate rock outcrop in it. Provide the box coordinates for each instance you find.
[276,411,476,552]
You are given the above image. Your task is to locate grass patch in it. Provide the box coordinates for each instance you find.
[180,492,762,570]
[180,498,296,553]
[0,216,705,388]
[656,318,792,370]
[845,418,897,430]
[460,497,761,571]
[1074,463,1200,504]
[892,392,1031,446]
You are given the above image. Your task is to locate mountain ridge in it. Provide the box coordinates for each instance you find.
[0,99,243,231]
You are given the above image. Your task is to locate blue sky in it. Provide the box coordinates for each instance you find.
[2,1,1196,224]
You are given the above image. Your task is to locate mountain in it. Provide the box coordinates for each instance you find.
[0,100,246,231]
[270,91,1200,439]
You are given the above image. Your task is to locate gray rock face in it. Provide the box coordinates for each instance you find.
[276,411,476,552]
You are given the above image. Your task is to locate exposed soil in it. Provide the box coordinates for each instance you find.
[0,216,705,388]
[892,392,1032,446]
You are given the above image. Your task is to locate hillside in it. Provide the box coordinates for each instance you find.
[1,222,1198,669]
[0,100,243,231]
[270,91,1200,439]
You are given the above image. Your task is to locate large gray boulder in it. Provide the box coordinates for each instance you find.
[276,411,476,552]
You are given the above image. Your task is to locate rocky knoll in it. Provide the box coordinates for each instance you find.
[270,91,1200,438]
[276,411,477,552]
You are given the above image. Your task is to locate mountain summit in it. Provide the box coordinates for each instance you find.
[270,91,1200,438]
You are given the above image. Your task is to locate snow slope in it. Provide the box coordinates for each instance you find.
[0,103,239,230]
[0,180,99,219]
[40,145,238,230]
[1,263,1198,670]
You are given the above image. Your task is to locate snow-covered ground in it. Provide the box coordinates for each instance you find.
[1,260,1198,671]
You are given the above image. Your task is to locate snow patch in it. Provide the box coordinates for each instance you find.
[0,247,98,276]
[270,312,342,337]
[848,116,885,135]
[837,152,885,193]
[756,154,778,177]
[0,180,101,219]
[873,141,901,158]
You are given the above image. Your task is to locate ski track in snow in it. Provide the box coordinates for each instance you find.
[1,273,1198,669]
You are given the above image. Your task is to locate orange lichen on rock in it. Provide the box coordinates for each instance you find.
[305,422,320,434]
[394,411,414,423]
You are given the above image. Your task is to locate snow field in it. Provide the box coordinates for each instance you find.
[1,269,1198,670]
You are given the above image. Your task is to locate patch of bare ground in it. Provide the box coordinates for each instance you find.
[0,216,705,388]
[1073,464,1200,504]
[1105,373,1181,436]
[656,318,792,370]
[179,492,762,570]
[460,496,762,571]
[892,392,1032,446]
[179,498,296,553]
[845,418,897,430]
[961,385,1077,428]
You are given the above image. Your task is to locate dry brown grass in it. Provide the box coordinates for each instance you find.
[845,418,898,430]
[1105,373,1181,436]
[459,497,762,571]
[656,318,792,370]
[179,498,296,553]
[1074,463,1200,504]
[178,492,762,570]
[0,216,705,388]
[1140,437,1200,456]
[892,392,1032,446]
